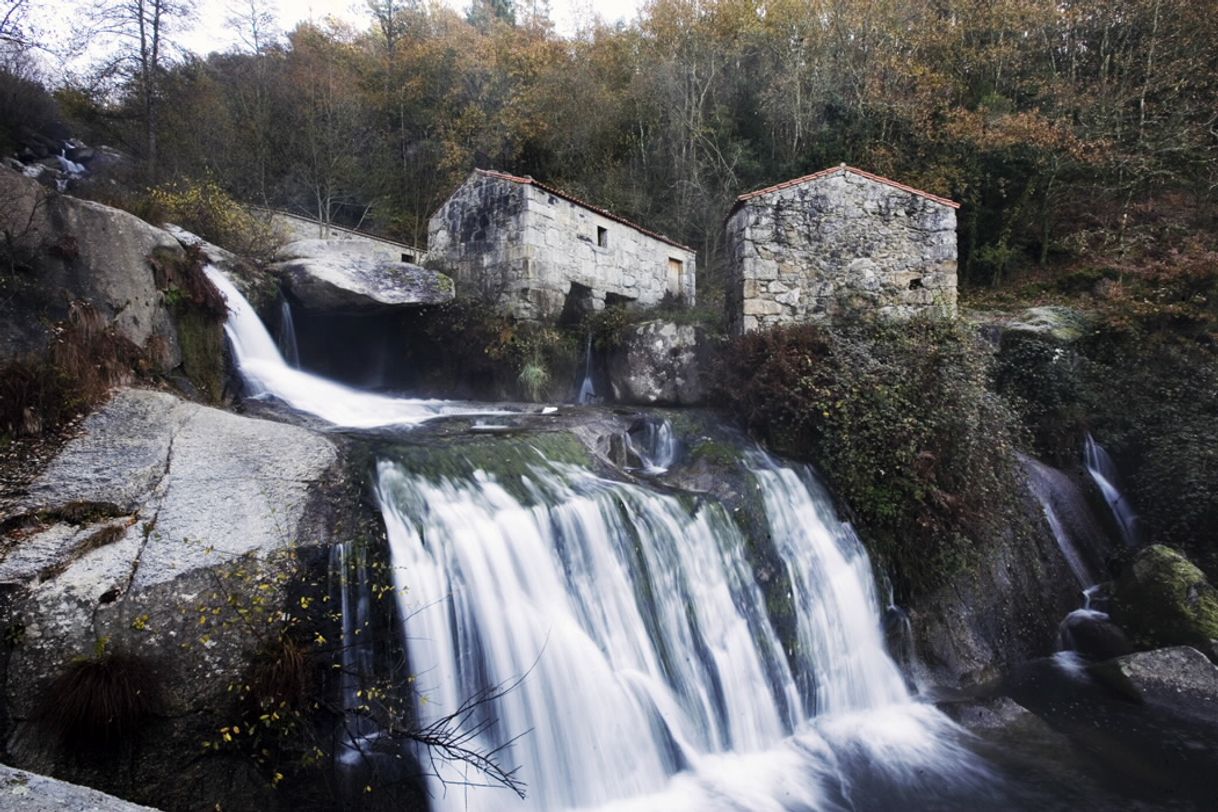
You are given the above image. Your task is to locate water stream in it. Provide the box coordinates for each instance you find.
[1023,455,1107,588]
[576,333,597,404]
[277,298,301,368]
[1083,434,1140,548]
[205,266,495,428]
[207,268,1032,809]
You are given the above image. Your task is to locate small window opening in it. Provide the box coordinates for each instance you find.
[908,277,924,290]
[597,226,608,248]
[401,252,416,264]
[605,292,635,309]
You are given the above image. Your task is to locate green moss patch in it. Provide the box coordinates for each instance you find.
[1113,545,1218,653]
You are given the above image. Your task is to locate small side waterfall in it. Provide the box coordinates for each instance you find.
[1084,433,1140,547]
[624,416,677,474]
[330,543,377,784]
[576,333,597,404]
[205,265,495,427]
[277,298,301,368]
[54,149,88,191]
[1023,455,1108,588]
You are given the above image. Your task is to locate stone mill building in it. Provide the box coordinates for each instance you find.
[725,165,960,334]
[428,169,697,322]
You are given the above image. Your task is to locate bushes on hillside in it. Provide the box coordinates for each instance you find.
[716,317,1029,597]
[148,179,281,263]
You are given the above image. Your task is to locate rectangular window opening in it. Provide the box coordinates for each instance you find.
[401,252,416,264]
[597,226,608,248]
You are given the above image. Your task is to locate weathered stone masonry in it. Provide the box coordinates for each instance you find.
[428,169,696,321]
[725,165,959,334]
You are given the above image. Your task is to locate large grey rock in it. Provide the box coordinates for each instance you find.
[1,388,342,809]
[274,238,453,311]
[979,304,1096,343]
[0,167,182,368]
[1116,647,1218,705]
[909,489,1082,688]
[0,763,159,811]
[942,696,1054,736]
[607,320,705,406]
[1111,545,1218,653]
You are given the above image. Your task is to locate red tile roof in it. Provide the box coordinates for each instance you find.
[732,165,961,210]
[474,169,695,252]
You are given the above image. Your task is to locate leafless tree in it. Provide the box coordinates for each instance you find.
[87,0,196,178]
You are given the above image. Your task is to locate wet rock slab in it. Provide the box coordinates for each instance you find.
[0,763,159,811]
[0,388,343,810]
[274,238,454,312]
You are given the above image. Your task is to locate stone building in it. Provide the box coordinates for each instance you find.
[427,169,696,321]
[725,165,959,334]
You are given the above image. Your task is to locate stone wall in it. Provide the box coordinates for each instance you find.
[428,170,696,321]
[253,207,425,263]
[726,168,958,334]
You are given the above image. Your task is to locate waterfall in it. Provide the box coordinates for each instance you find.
[330,543,377,781]
[1083,434,1140,547]
[576,334,597,404]
[205,265,498,427]
[625,417,677,474]
[277,298,301,368]
[378,451,987,810]
[1022,455,1107,588]
[210,263,1004,809]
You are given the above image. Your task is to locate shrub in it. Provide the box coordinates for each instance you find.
[993,331,1092,463]
[150,244,229,402]
[148,179,281,264]
[716,317,1030,597]
[0,300,145,438]
[34,648,163,751]
[0,63,60,156]
[416,299,580,399]
[517,359,550,402]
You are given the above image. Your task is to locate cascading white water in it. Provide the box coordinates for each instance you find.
[624,417,677,474]
[1083,434,1139,547]
[210,263,1002,809]
[205,265,499,427]
[277,298,301,368]
[378,452,989,811]
[1022,454,1107,588]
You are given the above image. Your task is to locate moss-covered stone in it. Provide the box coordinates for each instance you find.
[1112,545,1218,653]
[686,438,741,467]
[174,310,225,403]
[383,431,594,503]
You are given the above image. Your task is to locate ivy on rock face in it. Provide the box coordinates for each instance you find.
[715,317,1030,598]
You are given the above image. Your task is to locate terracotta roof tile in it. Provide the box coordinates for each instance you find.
[732,165,961,210]
[474,169,695,252]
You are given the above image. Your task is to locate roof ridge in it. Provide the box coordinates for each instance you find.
[733,165,960,209]
[473,168,694,252]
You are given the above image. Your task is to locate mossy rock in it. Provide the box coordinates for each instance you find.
[1112,545,1218,653]
[1005,306,1093,343]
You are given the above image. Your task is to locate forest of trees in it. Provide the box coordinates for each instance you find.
[4,0,1217,298]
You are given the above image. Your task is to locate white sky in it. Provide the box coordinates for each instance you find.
[24,0,645,66]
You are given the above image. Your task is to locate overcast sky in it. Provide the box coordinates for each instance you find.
[25,0,645,65]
